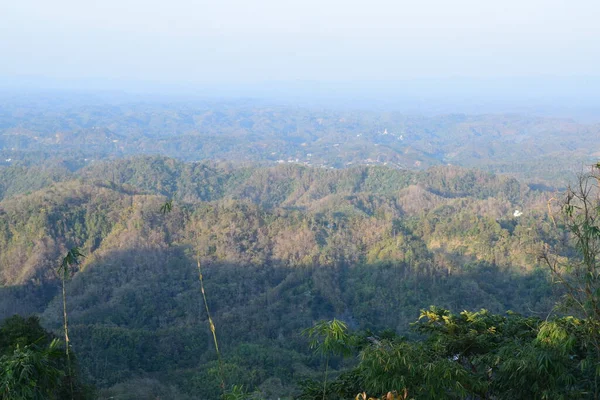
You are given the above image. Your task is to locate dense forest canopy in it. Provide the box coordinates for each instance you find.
[1,95,598,184]
[1,96,598,399]
[0,315,93,399]
[0,154,565,398]
[6,0,600,392]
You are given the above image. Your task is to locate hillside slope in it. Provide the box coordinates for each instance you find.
[0,159,559,398]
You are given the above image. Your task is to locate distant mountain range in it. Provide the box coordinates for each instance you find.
[0,93,595,397]
[0,95,598,185]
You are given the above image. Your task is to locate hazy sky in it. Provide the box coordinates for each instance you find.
[1,0,599,87]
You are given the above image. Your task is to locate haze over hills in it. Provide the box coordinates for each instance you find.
[5,76,600,119]
[0,89,598,398]
[3,0,600,397]
[0,93,597,186]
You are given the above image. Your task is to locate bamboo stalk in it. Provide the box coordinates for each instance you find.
[61,262,74,400]
[197,252,226,398]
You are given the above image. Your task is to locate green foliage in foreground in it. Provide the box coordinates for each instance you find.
[1,158,592,398]
[0,339,64,400]
[300,309,597,400]
[0,159,559,398]
[0,315,94,400]
[301,166,600,400]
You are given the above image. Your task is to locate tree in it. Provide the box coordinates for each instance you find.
[303,319,353,400]
[57,247,84,400]
[0,315,94,400]
[0,315,52,353]
[197,251,226,398]
[303,309,591,399]
[0,339,64,400]
[160,199,227,398]
[160,199,173,214]
[541,163,600,398]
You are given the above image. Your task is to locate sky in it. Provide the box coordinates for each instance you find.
[1,0,600,103]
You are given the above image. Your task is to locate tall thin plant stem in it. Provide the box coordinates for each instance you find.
[160,201,227,397]
[197,251,226,398]
[302,319,352,400]
[322,355,329,400]
[59,248,84,400]
[61,267,74,400]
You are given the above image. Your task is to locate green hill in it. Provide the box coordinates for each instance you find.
[0,158,559,398]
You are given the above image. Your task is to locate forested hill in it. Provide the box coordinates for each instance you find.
[0,157,559,398]
[1,155,533,205]
[1,96,598,183]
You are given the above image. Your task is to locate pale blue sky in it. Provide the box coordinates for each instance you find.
[1,0,599,91]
